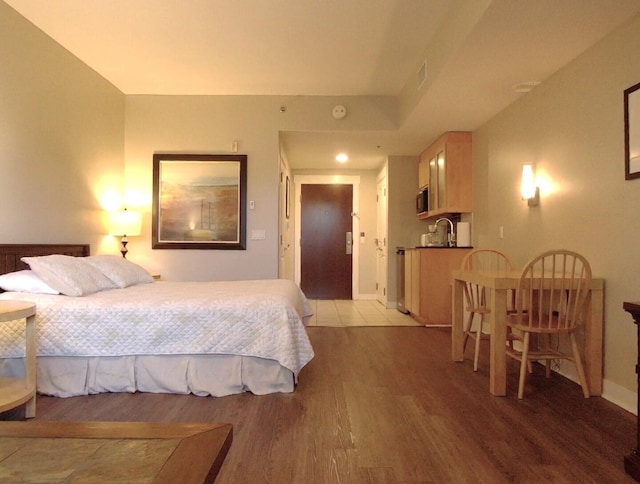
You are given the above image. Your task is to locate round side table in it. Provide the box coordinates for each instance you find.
[0,300,36,418]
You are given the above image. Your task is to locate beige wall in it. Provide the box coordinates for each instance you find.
[0,2,125,252]
[123,95,398,282]
[473,14,640,411]
[123,95,282,280]
[386,155,428,305]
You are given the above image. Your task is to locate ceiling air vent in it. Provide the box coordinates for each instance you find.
[416,60,427,90]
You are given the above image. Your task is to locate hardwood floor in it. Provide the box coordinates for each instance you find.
[2,327,636,483]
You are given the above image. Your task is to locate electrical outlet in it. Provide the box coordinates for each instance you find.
[499,226,504,239]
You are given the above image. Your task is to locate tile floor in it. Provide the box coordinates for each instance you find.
[305,299,422,327]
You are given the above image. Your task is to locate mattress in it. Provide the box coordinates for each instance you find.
[0,279,314,376]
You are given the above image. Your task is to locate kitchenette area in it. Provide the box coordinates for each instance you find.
[398,131,474,326]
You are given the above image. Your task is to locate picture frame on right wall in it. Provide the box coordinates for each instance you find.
[624,81,640,180]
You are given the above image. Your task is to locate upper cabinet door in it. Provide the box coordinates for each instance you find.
[417,131,472,219]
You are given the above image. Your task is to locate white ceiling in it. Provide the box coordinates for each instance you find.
[5,0,640,170]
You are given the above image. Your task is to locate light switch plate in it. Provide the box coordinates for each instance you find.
[251,229,266,240]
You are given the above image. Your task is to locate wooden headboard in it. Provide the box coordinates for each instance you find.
[0,244,90,275]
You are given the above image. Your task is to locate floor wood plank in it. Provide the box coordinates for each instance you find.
[2,326,636,483]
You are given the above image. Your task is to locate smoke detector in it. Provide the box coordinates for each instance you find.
[332,105,347,120]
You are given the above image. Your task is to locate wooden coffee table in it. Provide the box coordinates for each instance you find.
[0,421,232,482]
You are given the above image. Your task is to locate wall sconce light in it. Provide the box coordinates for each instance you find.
[108,209,142,258]
[520,164,540,207]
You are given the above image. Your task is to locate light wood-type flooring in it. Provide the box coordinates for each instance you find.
[1,312,636,482]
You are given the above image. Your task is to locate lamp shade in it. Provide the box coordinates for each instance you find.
[108,209,141,236]
[520,164,536,200]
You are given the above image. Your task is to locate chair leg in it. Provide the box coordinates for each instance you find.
[518,332,531,399]
[570,333,590,398]
[473,316,483,372]
[544,334,552,378]
[508,327,532,374]
[463,312,473,353]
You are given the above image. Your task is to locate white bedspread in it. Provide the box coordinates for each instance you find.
[0,279,314,376]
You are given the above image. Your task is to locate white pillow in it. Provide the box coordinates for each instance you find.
[0,270,60,294]
[21,255,117,297]
[83,255,154,288]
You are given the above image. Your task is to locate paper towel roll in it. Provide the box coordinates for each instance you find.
[456,222,471,247]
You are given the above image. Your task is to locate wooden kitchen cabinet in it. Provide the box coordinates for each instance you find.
[404,248,420,315]
[404,248,471,325]
[418,131,472,219]
[418,155,429,190]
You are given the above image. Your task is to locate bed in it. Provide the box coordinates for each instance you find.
[0,244,314,398]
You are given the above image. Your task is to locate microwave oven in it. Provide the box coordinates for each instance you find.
[416,189,428,214]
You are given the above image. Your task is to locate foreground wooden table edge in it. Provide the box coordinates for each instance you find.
[0,421,233,483]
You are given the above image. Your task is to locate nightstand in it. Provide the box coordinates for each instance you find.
[0,300,36,418]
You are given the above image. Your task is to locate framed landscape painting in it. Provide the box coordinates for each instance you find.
[152,153,247,249]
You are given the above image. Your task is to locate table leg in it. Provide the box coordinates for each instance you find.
[584,288,604,396]
[452,278,464,361]
[489,289,507,396]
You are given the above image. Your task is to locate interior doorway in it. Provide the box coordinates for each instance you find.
[376,174,388,306]
[294,175,360,299]
[300,184,353,299]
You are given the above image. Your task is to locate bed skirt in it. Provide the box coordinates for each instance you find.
[0,354,295,398]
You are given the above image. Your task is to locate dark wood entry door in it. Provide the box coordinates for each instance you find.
[300,184,353,299]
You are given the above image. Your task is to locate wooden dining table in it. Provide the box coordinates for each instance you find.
[451,269,605,396]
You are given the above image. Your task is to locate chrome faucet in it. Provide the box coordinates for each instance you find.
[434,217,456,247]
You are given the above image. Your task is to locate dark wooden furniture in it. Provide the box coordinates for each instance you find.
[624,301,640,481]
[0,421,232,482]
[0,244,90,275]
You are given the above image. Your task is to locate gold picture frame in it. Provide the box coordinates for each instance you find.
[152,153,247,249]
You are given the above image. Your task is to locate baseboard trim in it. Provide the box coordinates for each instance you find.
[555,364,636,415]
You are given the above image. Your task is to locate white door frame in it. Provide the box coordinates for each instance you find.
[376,173,388,306]
[294,175,360,299]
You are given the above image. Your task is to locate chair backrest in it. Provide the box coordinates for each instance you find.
[461,249,514,311]
[461,248,514,273]
[514,250,592,332]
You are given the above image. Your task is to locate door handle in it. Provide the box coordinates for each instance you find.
[346,232,352,255]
